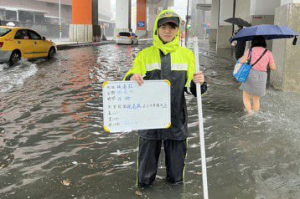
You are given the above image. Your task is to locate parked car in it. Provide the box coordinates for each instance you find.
[0,26,57,66]
[116,32,139,45]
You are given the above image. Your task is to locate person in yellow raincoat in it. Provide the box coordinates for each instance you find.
[124,10,208,187]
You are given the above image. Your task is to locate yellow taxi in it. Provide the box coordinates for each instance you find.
[0,26,57,66]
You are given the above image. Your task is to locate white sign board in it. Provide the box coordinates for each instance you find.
[102,80,171,133]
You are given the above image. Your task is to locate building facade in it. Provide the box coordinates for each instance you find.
[0,0,115,38]
[0,0,72,25]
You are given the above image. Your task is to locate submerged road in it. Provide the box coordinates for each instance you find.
[0,40,300,199]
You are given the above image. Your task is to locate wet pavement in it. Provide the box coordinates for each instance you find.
[0,39,300,199]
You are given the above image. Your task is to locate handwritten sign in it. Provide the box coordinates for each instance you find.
[102,80,171,132]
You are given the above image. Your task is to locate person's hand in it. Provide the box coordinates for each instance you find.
[231,40,237,47]
[130,74,144,86]
[193,71,205,85]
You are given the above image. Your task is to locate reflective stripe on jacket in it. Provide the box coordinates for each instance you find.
[124,44,196,88]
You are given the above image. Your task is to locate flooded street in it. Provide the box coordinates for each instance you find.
[1,40,300,199]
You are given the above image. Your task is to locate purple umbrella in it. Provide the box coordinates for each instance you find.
[230,24,298,45]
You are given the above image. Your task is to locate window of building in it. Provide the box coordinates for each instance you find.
[35,13,45,24]
[45,17,59,25]
[19,11,34,23]
[6,10,17,21]
[0,9,5,20]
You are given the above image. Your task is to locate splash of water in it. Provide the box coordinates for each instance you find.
[0,63,38,92]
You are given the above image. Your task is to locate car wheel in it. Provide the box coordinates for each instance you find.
[9,50,21,66]
[48,47,56,59]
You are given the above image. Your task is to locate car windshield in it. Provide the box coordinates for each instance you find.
[0,28,12,37]
[119,32,131,37]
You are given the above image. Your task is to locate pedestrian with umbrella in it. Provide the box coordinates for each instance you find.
[238,36,276,114]
[225,18,251,60]
[232,25,247,60]
[231,24,298,114]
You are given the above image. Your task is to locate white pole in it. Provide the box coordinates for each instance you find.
[193,37,209,199]
[59,0,62,39]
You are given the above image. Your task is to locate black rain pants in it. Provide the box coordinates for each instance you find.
[137,137,187,186]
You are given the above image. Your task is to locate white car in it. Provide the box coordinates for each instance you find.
[116,32,138,45]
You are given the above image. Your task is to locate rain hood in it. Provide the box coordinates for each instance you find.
[153,10,181,55]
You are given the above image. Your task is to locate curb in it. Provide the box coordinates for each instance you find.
[56,40,116,50]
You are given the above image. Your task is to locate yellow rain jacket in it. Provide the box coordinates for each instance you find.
[124,10,207,140]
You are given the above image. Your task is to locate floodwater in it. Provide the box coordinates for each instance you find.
[0,40,300,199]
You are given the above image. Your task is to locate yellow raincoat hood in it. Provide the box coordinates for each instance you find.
[124,10,195,88]
[153,10,181,55]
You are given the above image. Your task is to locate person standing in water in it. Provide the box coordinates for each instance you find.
[124,10,207,186]
[239,36,276,114]
[232,25,247,60]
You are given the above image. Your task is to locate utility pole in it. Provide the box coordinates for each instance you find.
[232,0,236,35]
[59,0,62,39]
[163,0,168,10]
[185,0,190,47]
[128,0,132,32]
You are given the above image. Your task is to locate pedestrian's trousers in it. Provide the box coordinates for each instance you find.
[137,137,187,186]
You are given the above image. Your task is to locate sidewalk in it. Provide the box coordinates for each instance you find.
[55,40,116,50]
[54,38,154,50]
